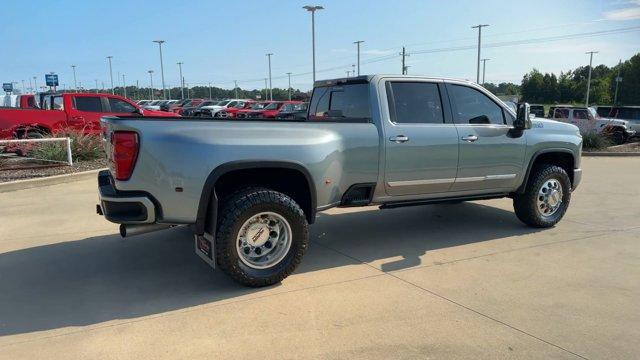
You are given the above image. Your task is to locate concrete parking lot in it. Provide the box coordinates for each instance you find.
[0,157,638,359]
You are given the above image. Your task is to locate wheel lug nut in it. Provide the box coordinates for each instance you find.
[254,247,262,255]
[264,241,272,249]
[269,231,278,238]
[243,247,251,255]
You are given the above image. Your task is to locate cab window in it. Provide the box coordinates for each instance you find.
[448,84,505,125]
[309,83,370,122]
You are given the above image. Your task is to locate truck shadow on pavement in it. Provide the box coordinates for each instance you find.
[0,202,541,337]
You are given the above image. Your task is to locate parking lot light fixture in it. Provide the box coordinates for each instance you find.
[353,40,364,75]
[177,62,184,100]
[585,51,598,107]
[122,74,127,98]
[208,82,212,99]
[71,65,77,91]
[95,79,99,94]
[472,24,489,84]
[33,76,37,94]
[234,80,238,99]
[266,53,273,100]
[153,40,167,99]
[303,5,324,83]
[481,58,490,85]
[286,72,292,100]
[106,56,114,94]
[148,70,154,100]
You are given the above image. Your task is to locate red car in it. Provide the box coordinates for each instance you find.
[171,98,205,115]
[215,100,257,118]
[0,93,175,139]
[241,101,303,119]
[235,101,273,118]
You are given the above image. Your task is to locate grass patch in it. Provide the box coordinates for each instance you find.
[582,132,613,151]
[28,129,104,162]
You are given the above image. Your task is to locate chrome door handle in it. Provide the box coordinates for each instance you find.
[461,135,478,142]
[389,135,409,143]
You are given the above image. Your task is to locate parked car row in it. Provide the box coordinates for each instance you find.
[0,92,174,139]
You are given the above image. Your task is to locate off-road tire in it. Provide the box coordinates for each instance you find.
[215,187,309,287]
[608,129,625,145]
[513,164,571,228]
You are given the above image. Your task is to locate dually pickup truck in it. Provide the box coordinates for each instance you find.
[97,75,583,287]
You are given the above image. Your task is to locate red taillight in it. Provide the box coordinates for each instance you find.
[110,131,139,181]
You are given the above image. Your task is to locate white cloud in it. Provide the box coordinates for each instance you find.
[604,1,640,20]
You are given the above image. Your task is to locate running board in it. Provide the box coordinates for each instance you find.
[379,193,508,209]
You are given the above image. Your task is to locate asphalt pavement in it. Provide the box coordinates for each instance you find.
[0,157,638,359]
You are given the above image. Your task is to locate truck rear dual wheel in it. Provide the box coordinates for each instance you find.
[513,164,571,228]
[215,187,309,287]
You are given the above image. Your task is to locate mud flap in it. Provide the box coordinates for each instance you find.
[194,233,215,269]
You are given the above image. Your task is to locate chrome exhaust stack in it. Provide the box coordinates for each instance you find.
[119,223,172,238]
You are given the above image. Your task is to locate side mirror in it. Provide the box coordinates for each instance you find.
[514,103,532,130]
[133,107,143,116]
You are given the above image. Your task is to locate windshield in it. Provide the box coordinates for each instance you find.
[250,103,266,109]
[198,101,216,107]
[216,100,229,106]
[264,102,281,110]
[294,103,308,111]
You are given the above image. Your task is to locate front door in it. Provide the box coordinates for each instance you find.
[445,83,525,192]
[383,80,459,196]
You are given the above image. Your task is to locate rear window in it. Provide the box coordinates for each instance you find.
[75,96,103,112]
[309,83,370,122]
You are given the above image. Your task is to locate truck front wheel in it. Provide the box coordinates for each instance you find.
[215,187,309,287]
[513,164,571,228]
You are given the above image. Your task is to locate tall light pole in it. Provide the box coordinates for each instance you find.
[106,56,114,94]
[345,70,351,77]
[95,79,99,93]
[148,70,154,100]
[33,76,37,94]
[122,74,127,98]
[472,24,489,84]
[177,62,184,99]
[234,80,238,98]
[208,82,213,99]
[353,40,364,76]
[264,78,268,100]
[153,40,167,99]
[614,59,622,105]
[21,80,25,93]
[481,58,490,85]
[286,72,292,100]
[585,51,598,107]
[71,65,77,91]
[266,53,273,100]
[303,5,324,83]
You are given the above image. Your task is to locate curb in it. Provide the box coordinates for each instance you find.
[0,168,106,193]
[583,152,640,157]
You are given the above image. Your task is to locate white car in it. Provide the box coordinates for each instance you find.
[197,99,250,117]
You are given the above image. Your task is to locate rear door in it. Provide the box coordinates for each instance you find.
[381,79,460,196]
[70,95,105,133]
[446,83,525,192]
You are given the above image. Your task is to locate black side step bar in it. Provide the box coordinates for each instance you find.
[379,193,509,209]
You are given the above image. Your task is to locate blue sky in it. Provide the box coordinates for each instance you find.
[2,0,640,91]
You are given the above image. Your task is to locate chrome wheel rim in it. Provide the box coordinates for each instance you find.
[236,212,292,269]
[537,179,563,217]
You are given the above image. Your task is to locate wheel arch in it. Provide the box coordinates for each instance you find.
[516,148,576,194]
[194,160,317,235]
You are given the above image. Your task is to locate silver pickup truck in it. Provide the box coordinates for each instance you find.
[97,75,583,287]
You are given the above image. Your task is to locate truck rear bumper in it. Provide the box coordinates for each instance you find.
[97,170,157,224]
